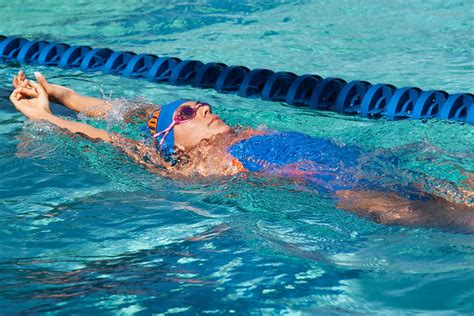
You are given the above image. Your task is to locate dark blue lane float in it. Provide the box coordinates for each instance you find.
[1,35,472,124]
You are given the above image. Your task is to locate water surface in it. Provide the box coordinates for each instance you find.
[1,1,473,314]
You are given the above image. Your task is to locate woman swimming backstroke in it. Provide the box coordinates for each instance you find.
[9,70,474,231]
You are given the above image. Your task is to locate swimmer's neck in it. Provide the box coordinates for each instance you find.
[209,128,268,149]
[179,127,267,152]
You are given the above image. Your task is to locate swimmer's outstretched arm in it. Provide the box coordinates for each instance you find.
[13,70,112,117]
[10,82,111,141]
[10,82,172,174]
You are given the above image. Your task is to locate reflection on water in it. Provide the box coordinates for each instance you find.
[1,225,358,314]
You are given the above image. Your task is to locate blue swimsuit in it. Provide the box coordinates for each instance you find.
[228,132,362,192]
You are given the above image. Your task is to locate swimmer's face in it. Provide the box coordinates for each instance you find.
[173,101,232,149]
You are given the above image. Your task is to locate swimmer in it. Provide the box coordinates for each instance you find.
[10,70,474,231]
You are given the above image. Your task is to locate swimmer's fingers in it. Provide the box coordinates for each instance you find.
[12,87,36,101]
[10,87,32,101]
[29,80,49,102]
[15,85,38,98]
[18,70,25,81]
[10,88,19,101]
[12,73,20,88]
[10,87,26,103]
[20,78,30,88]
[28,81,51,114]
[12,70,29,89]
[13,71,37,96]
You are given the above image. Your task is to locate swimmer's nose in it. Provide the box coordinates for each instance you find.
[199,104,211,118]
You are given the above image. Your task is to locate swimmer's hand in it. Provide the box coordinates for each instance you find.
[10,81,111,142]
[12,70,73,103]
[9,81,51,120]
[13,70,112,117]
[12,70,36,95]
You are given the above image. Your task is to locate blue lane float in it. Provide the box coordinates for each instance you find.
[1,35,472,124]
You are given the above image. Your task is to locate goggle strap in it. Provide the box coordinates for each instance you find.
[153,121,177,148]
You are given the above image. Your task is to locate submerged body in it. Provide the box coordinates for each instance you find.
[9,71,474,231]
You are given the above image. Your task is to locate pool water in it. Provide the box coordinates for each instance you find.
[1,1,473,314]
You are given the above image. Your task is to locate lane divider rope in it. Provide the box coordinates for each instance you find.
[1,35,472,124]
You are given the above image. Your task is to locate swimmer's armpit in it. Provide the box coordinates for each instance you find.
[123,105,157,124]
[110,133,172,176]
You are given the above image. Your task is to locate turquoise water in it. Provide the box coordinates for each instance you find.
[1,1,474,314]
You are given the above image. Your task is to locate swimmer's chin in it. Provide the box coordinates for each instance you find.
[210,120,234,136]
[208,128,235,143]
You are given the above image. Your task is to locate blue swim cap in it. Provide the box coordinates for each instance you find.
[154,100,187,154]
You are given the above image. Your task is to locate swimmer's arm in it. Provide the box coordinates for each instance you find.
[42,112,111,142]
[37,80,112,118]
[44,112,172,173]
[44,113,172,174]
[10,81,111,141]
[110,134,172,175]
[52,88,112,117]
[15,71,158,119]
[16,71,111,117]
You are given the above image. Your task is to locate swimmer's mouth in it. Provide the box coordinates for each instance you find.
[208,117,218,127]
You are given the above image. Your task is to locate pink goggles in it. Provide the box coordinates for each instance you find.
[153,102,210,147]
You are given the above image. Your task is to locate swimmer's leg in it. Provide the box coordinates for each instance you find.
[335,190,474,232]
